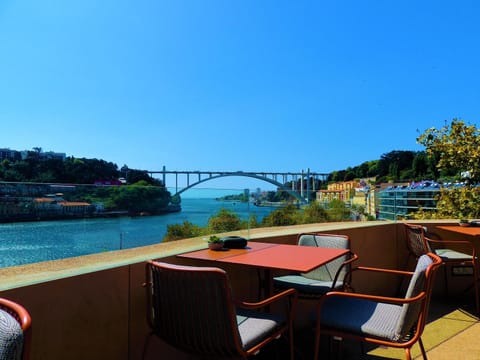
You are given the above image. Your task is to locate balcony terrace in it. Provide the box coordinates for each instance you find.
[0,220,479,359]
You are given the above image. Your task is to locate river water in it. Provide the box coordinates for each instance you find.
[0,197,275,268]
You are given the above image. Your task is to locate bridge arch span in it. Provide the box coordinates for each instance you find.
[173,173,307,203]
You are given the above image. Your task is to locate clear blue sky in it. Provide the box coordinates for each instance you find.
[1,1,479,190]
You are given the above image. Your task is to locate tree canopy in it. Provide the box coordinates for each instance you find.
[417,118,480,183]
[328,150,437,183]
[412,118,480,219]
[0,153,160,186]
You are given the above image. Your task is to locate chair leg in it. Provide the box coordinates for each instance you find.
[142,332,153,360]
[473,261,480,315]
[404,347,412,360]
[418,337,428,360]
[443,263,449,297]
[313,325,321,360]
[360,341,365,356]
[330,336,342,360]
[315,335,343,360]
[289,328,294,360]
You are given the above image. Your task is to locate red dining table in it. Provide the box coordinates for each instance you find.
[436,225,480,307]
[436,225,480,237]
[177,241,349,296]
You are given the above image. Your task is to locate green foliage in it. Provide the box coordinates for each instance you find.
[207,208,243,233]
[84,184,171,213]
[0,155,162,186]
[163,209,246,242]
[411,151,437,180]
[412,118,480,219]
[326,199,352,221]
[63,157,119,184]
[162,199,362,242]
[411,190,480,221]
[208,235,223,243]
[430,188,480,219]
[218,193,249,202]
[378,151,415,179]
[170,194,181,205]
[132,180,150,186]
[248,214,259,228]
[264,190,292,202]
[408,208,438,220]
[261,204,300,226]
[328,150,436,183]
[125,169,160,185]
[301,201,329,223]
[417,118,480,183]
[344,168,356,181]
[163,221,204,242]
[350,204,366,221]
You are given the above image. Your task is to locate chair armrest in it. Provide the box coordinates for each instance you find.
[319,288,427,307]
[344,252,359,266]
[235,288,297,310]
[343,265,414,294]
[0,298,31,331]
[350,265,414,277]
[331,251,359,289]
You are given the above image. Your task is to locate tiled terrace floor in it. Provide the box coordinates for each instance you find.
[255,295,479,360]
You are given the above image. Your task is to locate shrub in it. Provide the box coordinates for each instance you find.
[163,221,203,242]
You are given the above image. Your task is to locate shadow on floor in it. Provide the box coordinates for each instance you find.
[257,295,479,360]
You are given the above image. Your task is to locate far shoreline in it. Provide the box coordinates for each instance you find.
[0,204,181,224]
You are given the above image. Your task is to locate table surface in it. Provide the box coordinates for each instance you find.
[178,242,349,273]
[177,242,277,261]
[436,225,480,237]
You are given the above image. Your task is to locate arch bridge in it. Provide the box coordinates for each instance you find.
[148,167,330,204]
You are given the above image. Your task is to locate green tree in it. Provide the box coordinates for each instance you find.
[415,118,480,219]
[207,208,242,233]
[163,221,204,242]
[63,157,119,184]
[329,170,346,182]
[355,162,370,178]
[248,214,259,228]
[301,201,328,223]
[378,150,416,180]
[435,187,480,219]
[34,159,66,182]
[388,162,399,180]
[124,168,153,184]
[411,151,436,180]
[344,167,356,181]
[83,184,171,213]
[327,199,351,221]
[366,160,379,177]
[261,204,299,226]
[417,118,480,183]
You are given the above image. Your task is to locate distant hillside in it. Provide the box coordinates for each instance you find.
[327,150,441,183]
[0,151,160,186]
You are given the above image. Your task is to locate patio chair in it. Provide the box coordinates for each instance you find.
[404,223,479,314]
[314,252,442,360]
[404,223,430,266]
[143,261,298,359]
[273,233,358,298]
[0,297,32,360]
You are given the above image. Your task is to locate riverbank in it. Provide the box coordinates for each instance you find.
[0,203,181,224]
